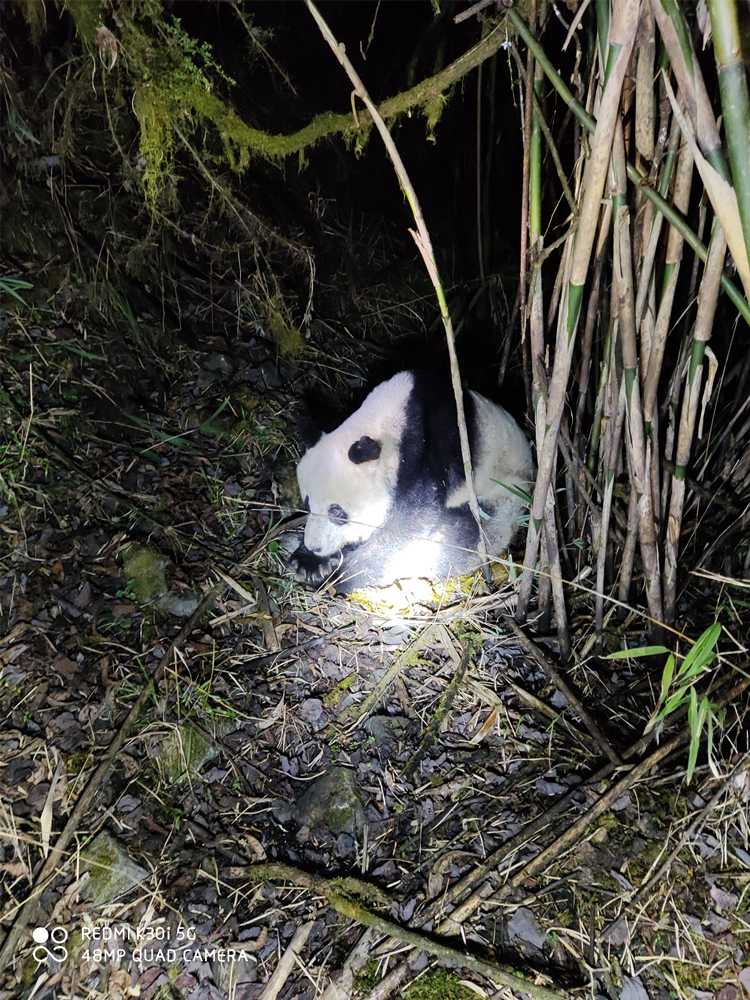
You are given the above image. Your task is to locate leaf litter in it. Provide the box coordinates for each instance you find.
[0,303,748,1000]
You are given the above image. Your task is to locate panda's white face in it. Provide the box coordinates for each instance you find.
[296,372,412,558]
[297,431,396,556]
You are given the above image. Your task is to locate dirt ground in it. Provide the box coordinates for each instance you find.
[1,306,748,1000]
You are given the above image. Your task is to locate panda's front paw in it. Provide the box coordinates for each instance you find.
[288,543,343,588]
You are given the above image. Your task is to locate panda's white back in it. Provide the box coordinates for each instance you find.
[342,370,413,442]
[446,389,535,553]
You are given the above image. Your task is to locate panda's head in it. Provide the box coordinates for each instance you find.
[297,430,399,557]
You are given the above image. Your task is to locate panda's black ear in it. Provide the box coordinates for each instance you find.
[297,414,323,448]
[297,384,345,448]
[348,436,381,464]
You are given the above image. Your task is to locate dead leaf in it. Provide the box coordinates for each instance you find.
[470,705,499,744]
[52,654,78,681]
[40,755,64,857]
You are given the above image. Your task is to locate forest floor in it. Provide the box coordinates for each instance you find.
[0,300,748,1000]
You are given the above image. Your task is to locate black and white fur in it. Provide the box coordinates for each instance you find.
[290,370,534,594]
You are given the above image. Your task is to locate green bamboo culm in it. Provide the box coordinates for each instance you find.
[707,0,750,269]
[529,76,543,241]
[507,6,750,329]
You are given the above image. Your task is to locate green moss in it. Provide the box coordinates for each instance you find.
[595,812,620,833]
[80,831,150,903]
[662,957,716,991]
[18,0,48,43]
[67,0,104,51]
[100,4,298,204]
[266,290,305,356]
[158,725,215,785]
[323,674,356,707]
[121,543,168,604]
[453,624,483,654]
[403,970,477,1000]
[422,92,449,137]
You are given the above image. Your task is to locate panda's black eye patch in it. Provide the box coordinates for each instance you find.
[304,496,310,513]
[328,504,347,523]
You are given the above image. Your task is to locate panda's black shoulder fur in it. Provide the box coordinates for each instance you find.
[397,370,477,499]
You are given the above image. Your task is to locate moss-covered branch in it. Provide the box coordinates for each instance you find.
[243,862,568,1000]
[72,0,510,202]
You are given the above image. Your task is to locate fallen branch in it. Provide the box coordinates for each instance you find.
[259,922,314,1000]
[506,618,622,766]
[244,862,568,1000]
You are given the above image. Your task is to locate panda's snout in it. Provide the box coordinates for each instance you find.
[303,524,324,554]
[304,511,343,558]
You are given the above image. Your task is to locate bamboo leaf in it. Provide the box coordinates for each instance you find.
[686,685,700,782]
[0,277,34,305]
[676,622,721,678]
[644,653,677,733]
[493,481,533,503]
[659,689,687,719]
[660,654,676,703]
[605,646,669,659]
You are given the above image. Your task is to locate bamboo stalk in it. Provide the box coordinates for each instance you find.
[596,379,626,642]
[517,0,641,622]
[593,229,625,632]
[661,199,708,519]
[509,5,750,327]
[611,119,665,632]
[664,223,727,624]
[650,0,724,166]
[526,38,570,649]
[587,318,612,477]
[544,481,571,660]
[641,118,693,432]
[518,26,537,419]
[523,23,546,622]
[641,127,696,565]
[634,2,655,166]
[475,63,485,285]
[708,0,750,267]
[574,202,611,478]
[633,114,681,345]
[617,490,640,612]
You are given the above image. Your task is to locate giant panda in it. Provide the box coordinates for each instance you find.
[289,370,534,594]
